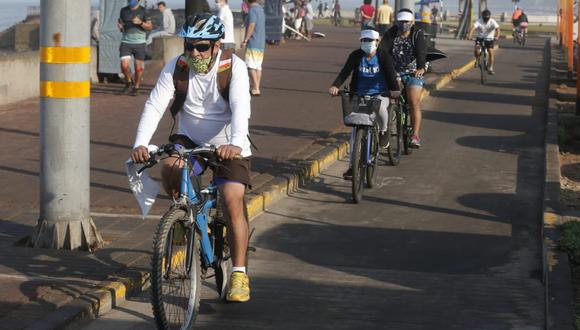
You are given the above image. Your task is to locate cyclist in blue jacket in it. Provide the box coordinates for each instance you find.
[329,28,400,179]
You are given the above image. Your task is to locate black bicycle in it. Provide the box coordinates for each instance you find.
[136,144,249,329]
[339,91,381,203]
[475,39,490,84]
[385,76,414,166]
[514,25,526,47]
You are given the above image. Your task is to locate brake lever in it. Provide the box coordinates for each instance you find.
[137,159,157,175]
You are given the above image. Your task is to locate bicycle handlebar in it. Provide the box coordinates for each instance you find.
[136,144,242,174]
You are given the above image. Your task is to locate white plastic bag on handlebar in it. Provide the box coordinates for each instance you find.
[125,145,161,218]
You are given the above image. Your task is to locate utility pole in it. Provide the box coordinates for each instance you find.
[186,0,210,17]
[31,0,103,251]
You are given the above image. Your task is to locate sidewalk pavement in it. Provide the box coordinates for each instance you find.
[0,26,475,329]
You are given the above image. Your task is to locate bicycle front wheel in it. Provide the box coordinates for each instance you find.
[366,124,380,188]
[351,127,366,203]
[151,207,201,330]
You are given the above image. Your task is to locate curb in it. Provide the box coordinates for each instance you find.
[543,39,575,330]
[31,57,478,329]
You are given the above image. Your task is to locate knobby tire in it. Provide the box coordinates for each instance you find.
[151,207,201,330]
[351,127,365,203]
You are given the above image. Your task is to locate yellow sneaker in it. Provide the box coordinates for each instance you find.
[226,272,250,303]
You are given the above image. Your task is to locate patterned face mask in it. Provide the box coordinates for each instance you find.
[185,55,213,73]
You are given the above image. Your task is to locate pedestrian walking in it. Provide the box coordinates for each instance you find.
[359,0,375,29]
[242,0,266,96]
[333,0,341,26]
[118,0,152,96]
[241,0,249,26]
[304,0,314,39]
[376,0,393,36]
[215,0,235,49]
[146,2,175,45]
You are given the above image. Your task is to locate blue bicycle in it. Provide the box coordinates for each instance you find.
[138,143,247,329]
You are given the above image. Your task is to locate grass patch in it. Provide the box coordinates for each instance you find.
[559,116,580,150]
[560,221,580,261]
[559,221,580,330]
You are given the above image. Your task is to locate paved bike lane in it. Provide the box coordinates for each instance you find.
[0,27,478,328]
[77,40,550,328]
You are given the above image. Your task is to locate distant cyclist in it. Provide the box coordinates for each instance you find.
[379,8,427,148]
[329,29,399,180]
[516,11,528,38]
[468,9,500,75]
[511,6,522,32]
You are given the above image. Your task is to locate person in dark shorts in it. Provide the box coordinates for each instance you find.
[130,14,253,303]
[118,0,152,96]
[468,9,500,74]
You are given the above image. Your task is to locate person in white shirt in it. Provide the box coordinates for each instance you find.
[468,9,500,74]
[215,0,236,49]
[146,1,176,45]
[131,14,252,303]
[303,0,314,38]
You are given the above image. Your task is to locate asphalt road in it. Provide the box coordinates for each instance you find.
[79,37,549,330]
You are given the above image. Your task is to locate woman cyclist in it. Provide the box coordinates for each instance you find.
[329,28,400,180]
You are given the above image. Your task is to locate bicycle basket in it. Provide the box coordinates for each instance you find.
[341,94,380,127]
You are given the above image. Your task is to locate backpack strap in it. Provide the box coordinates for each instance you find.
[217,48,234,102]
[170,54,189,119]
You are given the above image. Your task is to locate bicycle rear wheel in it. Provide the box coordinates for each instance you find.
[387,105,403,166]
[479,53,487,84]
[351,127,365,203]
[366,124,380,188]
[151,207,201,330]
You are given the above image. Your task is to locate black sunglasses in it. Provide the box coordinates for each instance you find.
[185,42,212,52]
[361,38,376,42]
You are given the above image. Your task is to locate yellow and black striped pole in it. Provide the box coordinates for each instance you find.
[32,0,103,250]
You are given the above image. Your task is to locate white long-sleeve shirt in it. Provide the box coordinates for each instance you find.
[133,51,252,157]
[217,5,235,44]
[162,8,176,34]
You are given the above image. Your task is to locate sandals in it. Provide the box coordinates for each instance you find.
[250,89,261,96]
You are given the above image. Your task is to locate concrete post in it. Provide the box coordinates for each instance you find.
[31,0,103,251]
[478,0,487,17]
[395,0,414,16]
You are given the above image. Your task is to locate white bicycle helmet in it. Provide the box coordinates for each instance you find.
[178,13,225,40]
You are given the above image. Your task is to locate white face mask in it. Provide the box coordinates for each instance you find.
[361,41,377,54]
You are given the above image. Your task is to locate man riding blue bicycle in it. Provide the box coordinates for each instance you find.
[328,28,400,180]
[130,13,252,303]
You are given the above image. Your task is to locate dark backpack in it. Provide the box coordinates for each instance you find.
[169,48,234,119]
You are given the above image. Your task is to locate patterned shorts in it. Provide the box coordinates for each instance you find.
[245,48,264,70]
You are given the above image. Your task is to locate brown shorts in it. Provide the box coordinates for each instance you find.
[169,134,251,187]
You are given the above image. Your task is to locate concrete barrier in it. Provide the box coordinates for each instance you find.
[149,27,245,65]
[0,51,39,106]
[0,27,245,107]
